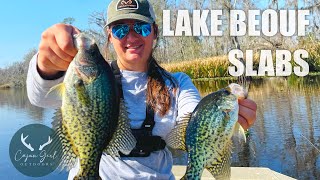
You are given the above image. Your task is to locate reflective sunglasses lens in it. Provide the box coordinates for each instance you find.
[112,24,129,39]
[134,23,151,37]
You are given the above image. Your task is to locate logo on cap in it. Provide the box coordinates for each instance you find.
[117,0,139,10]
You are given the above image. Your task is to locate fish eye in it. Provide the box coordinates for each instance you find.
[74,79,84,88]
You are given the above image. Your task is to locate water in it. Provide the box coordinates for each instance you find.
[1,76,320,179]
[0,88,68,180]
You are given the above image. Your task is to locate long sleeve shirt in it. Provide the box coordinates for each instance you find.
[26,54,201,180]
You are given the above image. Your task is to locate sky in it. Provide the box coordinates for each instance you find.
[0,0,111,68]
[0,0,308,68]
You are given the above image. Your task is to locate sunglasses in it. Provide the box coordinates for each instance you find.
[111,22,152,40]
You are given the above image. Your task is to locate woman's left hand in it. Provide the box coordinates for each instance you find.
[238,98,257,130]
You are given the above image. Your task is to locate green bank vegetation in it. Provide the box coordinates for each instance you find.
[299,34,320,72]
[162,56,230,79]
[1,36,320,88]
[1,41,320,89]
[162,38,320,79]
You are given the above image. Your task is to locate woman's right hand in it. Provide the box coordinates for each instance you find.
[37,23,81,78]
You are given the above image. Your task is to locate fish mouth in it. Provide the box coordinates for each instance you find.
[228,83,247,99]
[73,33,96,50]
[72,33,100,83]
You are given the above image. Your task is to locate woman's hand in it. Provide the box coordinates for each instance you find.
[37,23,81,78]
[238,98,257,130]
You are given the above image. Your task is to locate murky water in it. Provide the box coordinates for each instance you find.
[1,76,320,179]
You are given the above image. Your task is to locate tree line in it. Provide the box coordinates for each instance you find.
[1,0,320,87]
[0,49,37,88]
[87,0,320,72]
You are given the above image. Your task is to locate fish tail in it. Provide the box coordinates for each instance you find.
[234,122,247,143]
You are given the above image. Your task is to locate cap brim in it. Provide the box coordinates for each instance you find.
[107,13,154,26]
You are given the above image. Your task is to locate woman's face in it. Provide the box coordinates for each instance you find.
[108,19,156,72]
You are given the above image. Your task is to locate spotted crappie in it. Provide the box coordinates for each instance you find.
[50,33,136,179]
[167,83,247,180]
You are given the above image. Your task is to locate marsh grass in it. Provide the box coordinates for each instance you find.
[161,54,260,79]
[161,56,230,79]
[161,46,320,79]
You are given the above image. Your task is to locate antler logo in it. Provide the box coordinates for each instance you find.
[21,133,53,151]
[117,0,138,10]
[9,124,63,177]
[39,136,52,150]
[21,133,34,151]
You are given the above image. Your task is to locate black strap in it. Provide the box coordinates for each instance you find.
[142,104,155,136]
[111,60,155,133]
[111,61,123,98]
[120,136,166,157]
[110,61,166,157]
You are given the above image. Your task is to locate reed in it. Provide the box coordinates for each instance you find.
[161,46,320,79]
[161,56,230,79]
[161,55,261,79]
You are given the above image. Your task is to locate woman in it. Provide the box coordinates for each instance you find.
[26,0,257,179]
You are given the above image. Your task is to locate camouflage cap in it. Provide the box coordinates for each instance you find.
[106,0,156,26]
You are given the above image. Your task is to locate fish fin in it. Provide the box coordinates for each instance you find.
[237,75,252,98]
[51,109,78,171]
[46,83,65,98]
[165,113,192,151]
[74,80,90,106]
[104,99,136,157]
[206,141,232,180]
[233,122,247,143]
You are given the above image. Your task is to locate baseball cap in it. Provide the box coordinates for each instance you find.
[106,0,156,26]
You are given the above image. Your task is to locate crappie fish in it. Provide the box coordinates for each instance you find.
[167,83,247,180]
[50,33,136,179]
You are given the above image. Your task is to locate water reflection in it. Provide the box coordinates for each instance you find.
[249,76,320,179]
[1,76,320,179]
[0,88,67,179]
[0,88,45,121]
[174,76,320,179]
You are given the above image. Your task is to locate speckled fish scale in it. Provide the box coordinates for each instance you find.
[50,33,136,179]
[167,84,246,180]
